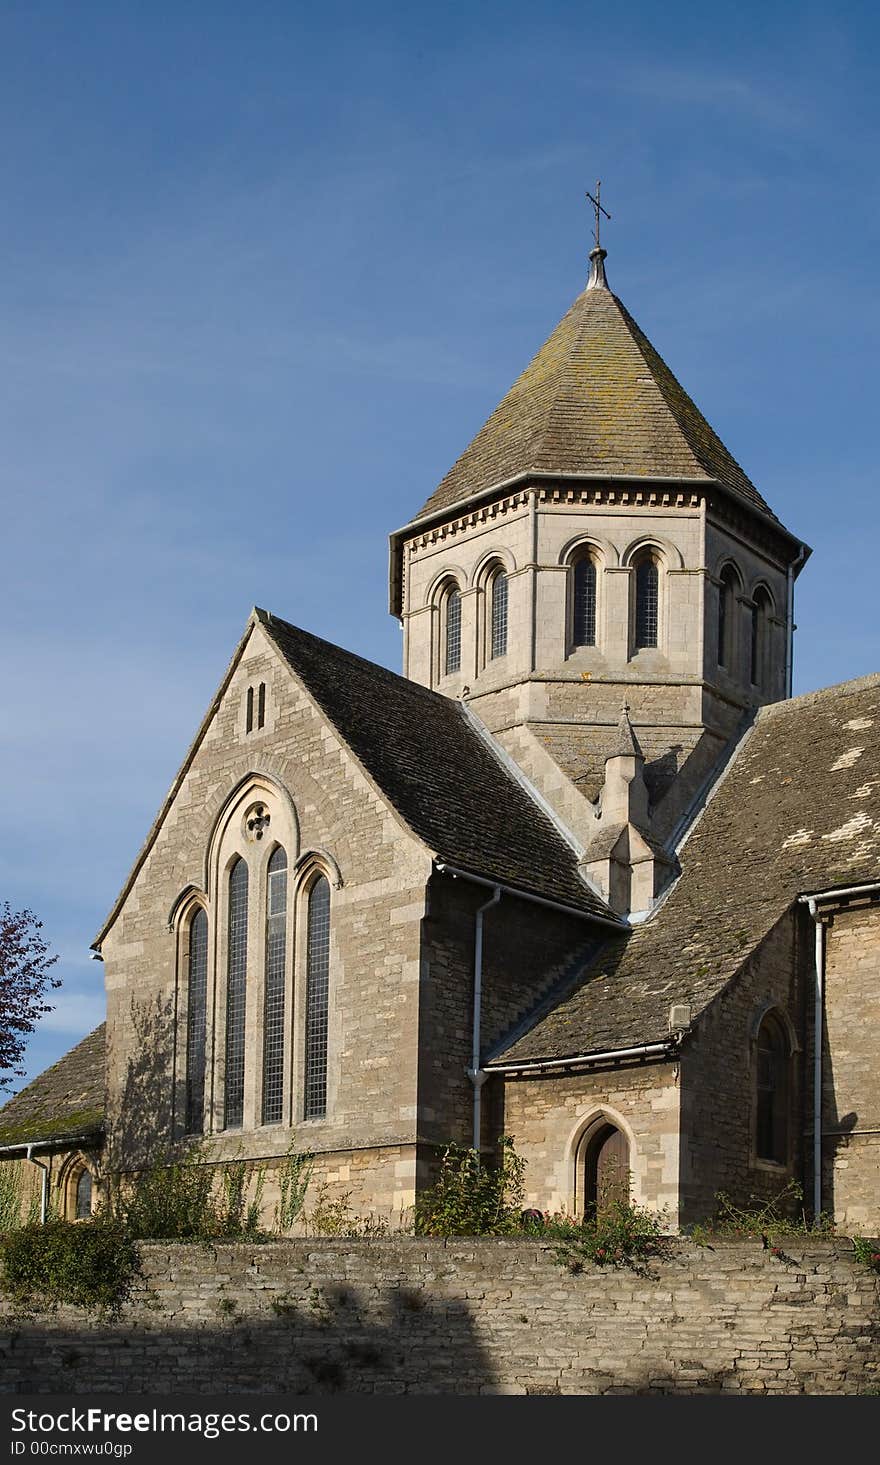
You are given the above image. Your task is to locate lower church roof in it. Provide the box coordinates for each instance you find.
[0,1025,105,1147]
[491,673,880,1065]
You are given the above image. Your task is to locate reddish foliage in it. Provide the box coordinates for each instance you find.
[0,904,60,1089]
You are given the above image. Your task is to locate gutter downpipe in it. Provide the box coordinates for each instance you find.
[25,1144,49,1225]
[806,900,824,1223]
[469,886,502,1153]
[799,881,880,1221]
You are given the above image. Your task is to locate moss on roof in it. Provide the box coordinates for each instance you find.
[0,1025,105,1146]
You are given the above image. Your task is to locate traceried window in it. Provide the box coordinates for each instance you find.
[444,586,462,675]
[185,906,208,1133]
[304,875,331,1120]
[634,553,660,649]
[75,1169,93,1221]
[718,565,739,670]
[572,555,597,647]
[755,1012,789,1165]
[262,846,288,1125]
[490,570,508,659]
[224,857,249,1129]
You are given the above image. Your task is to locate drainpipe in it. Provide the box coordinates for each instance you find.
[468,886,502,1153]
[806,900,824,1222]
[25,1144,50,1224]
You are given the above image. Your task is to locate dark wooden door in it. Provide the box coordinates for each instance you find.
[584,1124,629,1214]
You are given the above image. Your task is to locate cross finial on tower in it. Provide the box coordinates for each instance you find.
[585,180,611,290]
[585,180,611,250]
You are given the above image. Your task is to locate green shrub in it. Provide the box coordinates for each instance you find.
[852,1236,880,1272]
[110,1148,218,1240]
[275,1147,313,1233]
[305,1186,389,1238]
[0,1219,139,1310]
[414,1138,525,1236]
[546,1198,668,1271]
[692,1182,836,1242]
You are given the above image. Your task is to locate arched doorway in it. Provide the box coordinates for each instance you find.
[583,1122,630,1216]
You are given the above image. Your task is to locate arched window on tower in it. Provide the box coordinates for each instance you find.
[750,588,772,692]
[304,875,331,1120]
[717,565,739,671]
[185,906,208,1133]
[262,846,288,1125]
[755,1012,790,1165]
[633,552,660,649]
[444,585,462,675]
[224,856,249,1129]
[489,569,508,659]
[571,553,597,647]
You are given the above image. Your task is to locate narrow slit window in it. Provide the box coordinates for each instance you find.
[751,589,772,690]
[718,567,738,669]
[304,875,330,1120]
[755,1014,789,1164]
[224,857,249,1129]
[262,846,287,1125]
[246,686,254,734]
[257,682,266,729]
[634,556,659,649]
[490,571,508,659]
[572,557,597,647]
[445,587,461,675]
[185,906,208,1133]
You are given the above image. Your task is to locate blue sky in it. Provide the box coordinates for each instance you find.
[2,0,879,1091]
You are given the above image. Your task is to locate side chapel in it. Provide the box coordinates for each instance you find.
[3,222,880,1234]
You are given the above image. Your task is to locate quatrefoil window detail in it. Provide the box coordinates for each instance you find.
[245,805,271,841]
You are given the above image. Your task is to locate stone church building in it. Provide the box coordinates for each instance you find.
[2,238,879,1235]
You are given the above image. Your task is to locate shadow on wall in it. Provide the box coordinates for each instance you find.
[110,993,177,1171]
[0,1286,496,1395]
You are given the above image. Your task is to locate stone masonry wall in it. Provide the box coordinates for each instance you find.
[1,1239,877,1395]
[821,902,880,1233]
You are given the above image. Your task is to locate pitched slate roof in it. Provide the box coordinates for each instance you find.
[414,276,779,525]
[490,673,880,1065]
[257,610,614,920]
[0,1025,105,1146]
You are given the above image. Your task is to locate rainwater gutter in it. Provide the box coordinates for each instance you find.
[799,881,880,1220]
[486,1040,676,1076]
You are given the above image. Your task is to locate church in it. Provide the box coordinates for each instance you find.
[2,227,879,1236]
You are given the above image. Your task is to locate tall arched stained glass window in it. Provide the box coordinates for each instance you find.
[572,556,597,647]
[445,587,461,675]
[490,571,508,659]
[185,906,208,1133]
[304,875,331,1120]
[224,856,249,1129]
[262,846,288,1125]
[634,554,659,649]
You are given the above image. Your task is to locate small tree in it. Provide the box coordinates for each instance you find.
[0,904,60,1091]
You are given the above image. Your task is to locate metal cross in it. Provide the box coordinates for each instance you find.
[585,180,611,249]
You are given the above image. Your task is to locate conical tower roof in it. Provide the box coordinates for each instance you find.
[414,252,777,524]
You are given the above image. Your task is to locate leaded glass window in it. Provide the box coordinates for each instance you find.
[490,571,508,659]
[262,846,287,1125]
[755,1014,788,1164]
[572,556,597,647]
[445,587,461,675]
[185,906,208,1133]
[75,1169,92,1220]
[224,857,249,1129]
[634,556,659,649]
[304,875,330,1120]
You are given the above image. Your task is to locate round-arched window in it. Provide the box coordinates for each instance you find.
[755,1012,790,1164]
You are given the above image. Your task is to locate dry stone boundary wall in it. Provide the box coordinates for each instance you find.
[1,1239,878,1395]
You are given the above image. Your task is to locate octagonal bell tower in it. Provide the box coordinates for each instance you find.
[388,233,810,888]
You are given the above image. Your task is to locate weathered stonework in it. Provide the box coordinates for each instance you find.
[1,1239,877,1396]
